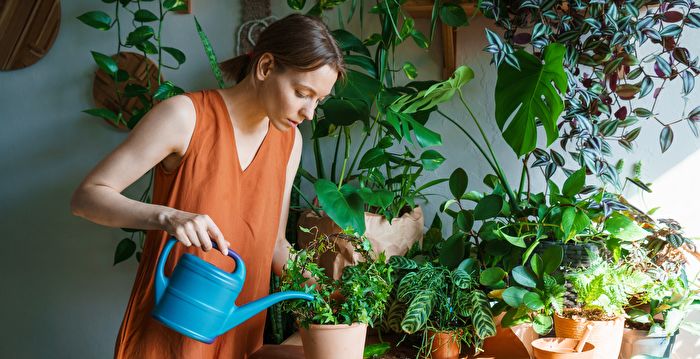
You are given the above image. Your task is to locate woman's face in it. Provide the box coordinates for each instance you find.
[256,55,339,131]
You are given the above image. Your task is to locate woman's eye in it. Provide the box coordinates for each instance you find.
[295,91,308,99]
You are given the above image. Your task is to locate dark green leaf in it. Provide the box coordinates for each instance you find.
[420,149,445,170]
[114,238,136,265]
[134,9,158,22]
[439,3,468,27]
[439,233,466,269]
[456,210,474,232]
[359,147,388,169]
[474,194,503,220]
[502,286,529,307]
[162,47,186,65]
[77,11,112,30]
[126,26,155,46]
[512,266,537,288]
[402,61,418,80]
[480,267,507,287]
[320,98,370,126]
[542,245,563,274]
[332,29,370,57]
[314,179,365,234]
[287,0,306,10]
[449,168,468,199]
[524,292,544,311]
[562,168,586,197]
[495,44,567,157]
[91,51,117,75]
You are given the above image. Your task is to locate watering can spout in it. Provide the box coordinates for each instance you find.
[223,291,314,331]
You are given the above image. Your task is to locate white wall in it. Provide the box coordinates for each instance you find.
[1,1,698,358]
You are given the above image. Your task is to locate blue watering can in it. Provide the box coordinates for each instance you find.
[152,237,314,343]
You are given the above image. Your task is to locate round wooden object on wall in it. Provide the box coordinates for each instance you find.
[0,0,61,71]
[92,52,163,130]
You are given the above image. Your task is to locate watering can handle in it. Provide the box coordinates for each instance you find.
[154,238,247,304]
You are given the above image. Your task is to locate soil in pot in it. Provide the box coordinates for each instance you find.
[299,322,367,359]
[554,309,624,359]
[531,338,595,359]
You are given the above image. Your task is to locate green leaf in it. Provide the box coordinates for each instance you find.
[542,245,563,274]
[512,266,537,288]
[388,256,417,270]
[439,3,468,27]
[314,179,365,234]
[194,17,225,89]
[134,9,159,22]
[440,233,466,268]
[114,238,136,265]
[474,194,503,220]
[449,168,468,199]
[287,0,306,10]
[344,55,376,78]
[402,61,418,80]
[335,70,381,105]
[126,26,155,46]
[410,30,429,49]
[502,286,529,307]
[420,150,445,170]
[83,108,118,122]
[406,116,442,147]
[401,291,435,333]
[321,98,370,126]
[136,40,158,55]
[499,230,527,248]
[456,210,474,232]
[480,267,507,286]
[562,168,586,197]
[91,51,117,75]
[530,254,544,277]
[390,66,474,114]
[604,212,648,241]
[332,29,370,57]
[533,314,553,335]
[524,292,545,311]
[162,47,186,65]
[77,11,112,30]
[359,147,388,169]
[495,43,567,157]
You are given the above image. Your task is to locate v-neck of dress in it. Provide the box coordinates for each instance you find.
[212,89,270,174]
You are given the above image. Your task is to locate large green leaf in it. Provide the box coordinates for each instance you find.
[495,43,567,157]
[77,11,113,30]
[320,98,370,126]
[604,212,648,241]
[390,66,474,114]
[334,69,381,105]
[314,179,365,234]
[401,291,435,333]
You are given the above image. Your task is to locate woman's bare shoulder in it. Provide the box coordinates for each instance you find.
[131,94,197,156]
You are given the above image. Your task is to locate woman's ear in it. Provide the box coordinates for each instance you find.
[255,53,275,81]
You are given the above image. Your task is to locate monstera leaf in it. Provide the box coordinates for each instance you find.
[495,44,567,157]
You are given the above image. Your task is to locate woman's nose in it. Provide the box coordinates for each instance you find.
[300,104,315,121]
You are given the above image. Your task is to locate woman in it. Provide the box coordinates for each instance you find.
[71,14,344,358]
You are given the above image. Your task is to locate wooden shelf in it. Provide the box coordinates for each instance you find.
[403,1,478,79]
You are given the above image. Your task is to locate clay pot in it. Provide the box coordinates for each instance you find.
[531,338,595,358]
[299,322,367,359]
[554,313,624,359]
[427,330,461,359]
[619,328,678,359]
[483,312,539,358]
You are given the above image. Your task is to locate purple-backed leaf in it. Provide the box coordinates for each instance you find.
[616,84,640,100]
[614,106,628,120]
[673,47,691,66]
[663,10,684,23]
[654,87,663,99]
[689,105,700,120]
[513,32,532,45]
[655,56,672,77]
[660,126,674,152]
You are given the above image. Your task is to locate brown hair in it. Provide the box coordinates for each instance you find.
[220,14,346,83]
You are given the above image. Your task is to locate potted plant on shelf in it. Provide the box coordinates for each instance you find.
[279,229,393,359]
[387,255,496,359]
[554,255,652,359]
[621,217,700,358]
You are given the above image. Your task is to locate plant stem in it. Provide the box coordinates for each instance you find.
[457,90,520,211]
[337,128,351,189]
[330,131,341,183]
[311,119,326,180]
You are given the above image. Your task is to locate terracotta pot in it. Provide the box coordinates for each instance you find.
[299,322,368,359]
[297,207,424,279]
[483,312,539,358]
[531,338,595,359]
[427,330,461,359]
[619,328,678,359]
[554,313,625,359]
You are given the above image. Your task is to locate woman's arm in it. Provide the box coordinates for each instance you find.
[70,95,229,255]
[271,128,302,276]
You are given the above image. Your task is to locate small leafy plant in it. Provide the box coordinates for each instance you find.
[279,229,393,327]
[387,256,496,355]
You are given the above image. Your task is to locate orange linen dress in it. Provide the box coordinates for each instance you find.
[114,89,296,358]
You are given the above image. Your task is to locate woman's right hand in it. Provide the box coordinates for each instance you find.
[159,209,230,255]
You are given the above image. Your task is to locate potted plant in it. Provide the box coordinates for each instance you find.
[554,255,652,359]
[621,217,700,358]
[279,229,393,359]
[387,255,496,359]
